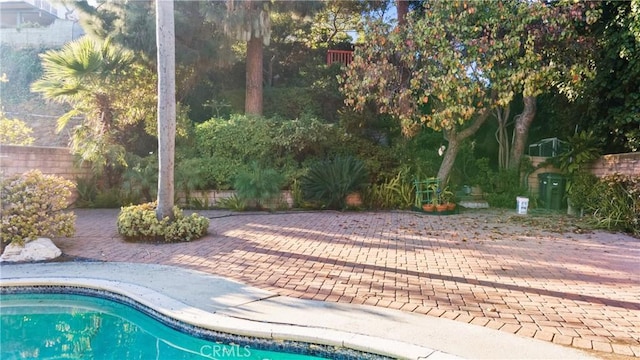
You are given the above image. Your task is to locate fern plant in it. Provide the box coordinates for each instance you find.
[301,156,368,209]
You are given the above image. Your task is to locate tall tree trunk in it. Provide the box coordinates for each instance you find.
[156,0,176,220]
[396,0,409,27]
[437,130,461,183]
[509,96,536,170]
[245,35,263,115]
[495,105,511,170]
[437,108,492,182]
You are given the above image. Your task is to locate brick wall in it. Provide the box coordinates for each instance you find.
[588,152,640,178]
[525,152,639,197]
[0,144,91,181]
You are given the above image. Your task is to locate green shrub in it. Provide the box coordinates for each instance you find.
[122,154,158,203]
[191,114,344,189]
[1,170,75,246]
[301,156,369,209]
[117,202,209,243]
[234,162,284,210]
[74,175,98,208]
[0,115,35,145]
[363,171,415,210]
[216,194,246,211]
[588,174,639,235]
[194,115,275,189]
[468,161,528,208]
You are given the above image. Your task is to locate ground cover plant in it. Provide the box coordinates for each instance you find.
[117,202,209,243]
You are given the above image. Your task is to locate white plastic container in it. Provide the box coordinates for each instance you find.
[516,197,529,215]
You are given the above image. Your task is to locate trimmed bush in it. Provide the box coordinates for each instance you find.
[117,202,209,243]
[1,170,75,246]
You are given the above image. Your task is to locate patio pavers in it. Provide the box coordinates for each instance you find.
[52,208,640,357]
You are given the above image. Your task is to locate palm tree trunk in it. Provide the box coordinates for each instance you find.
[156,0,176,220]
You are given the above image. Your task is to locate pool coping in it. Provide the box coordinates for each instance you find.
[0,264,444,359]
[0,262,598,360]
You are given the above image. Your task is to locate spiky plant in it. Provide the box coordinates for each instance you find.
[301,156,368,210]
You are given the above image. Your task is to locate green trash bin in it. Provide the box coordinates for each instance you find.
[538,173,567,210]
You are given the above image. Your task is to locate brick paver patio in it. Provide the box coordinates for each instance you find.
[51,208,640,357]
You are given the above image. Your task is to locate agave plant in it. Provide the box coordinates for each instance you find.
[301,156,368,210]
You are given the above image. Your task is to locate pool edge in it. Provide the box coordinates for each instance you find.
[0,277,440,360]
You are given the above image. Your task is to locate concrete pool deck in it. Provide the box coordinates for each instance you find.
[1,208,639,358]
[1,262,598,359]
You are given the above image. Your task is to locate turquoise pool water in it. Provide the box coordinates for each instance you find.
[0,293,326,360]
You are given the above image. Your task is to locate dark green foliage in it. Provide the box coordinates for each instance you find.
[553,131,602,208]
[579,2,640,152]
[175,157,209,205]
[469,158,528,208]
[575,175,640,236]
[192,114,341,189]
[301,156,369,209]
[74,176,99,208]
[234,162,284,210]
[122,154,158,203]
[194,114,274,189]
[221,87,325,120]
[363,171,415,210]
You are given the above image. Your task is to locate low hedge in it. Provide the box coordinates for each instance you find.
[117,202,209,243]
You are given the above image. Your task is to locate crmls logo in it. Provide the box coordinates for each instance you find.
[200,344,252,358]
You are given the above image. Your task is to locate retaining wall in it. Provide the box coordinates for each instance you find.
[0,144,91,181]
[588,152,640,178]
[525,152,640,197]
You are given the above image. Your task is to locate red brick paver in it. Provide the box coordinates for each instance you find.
[52,209,640,357]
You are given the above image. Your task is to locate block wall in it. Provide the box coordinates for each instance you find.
[588,152,640,178]
[0,144,91,182]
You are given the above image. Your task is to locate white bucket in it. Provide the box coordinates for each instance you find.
[516,197,529,215]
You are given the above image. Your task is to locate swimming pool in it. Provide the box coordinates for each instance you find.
[0,289,387,360]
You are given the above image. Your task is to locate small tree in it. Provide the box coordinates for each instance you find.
[342,1,596,181]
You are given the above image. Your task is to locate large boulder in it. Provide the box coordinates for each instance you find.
[0,238,62,263]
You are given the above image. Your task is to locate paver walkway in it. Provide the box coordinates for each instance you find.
[50,209,640,357]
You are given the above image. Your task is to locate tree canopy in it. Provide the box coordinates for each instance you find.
[341,0,598,181]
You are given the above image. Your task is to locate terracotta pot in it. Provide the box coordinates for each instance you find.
[422,204,435,212]
[446,202,456,211]
[346,192,362,207]
[436,204,448,212]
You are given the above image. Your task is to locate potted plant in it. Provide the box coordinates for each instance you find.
[422,182,440,212]
[422,200,436,212]
[440,187,456,211]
